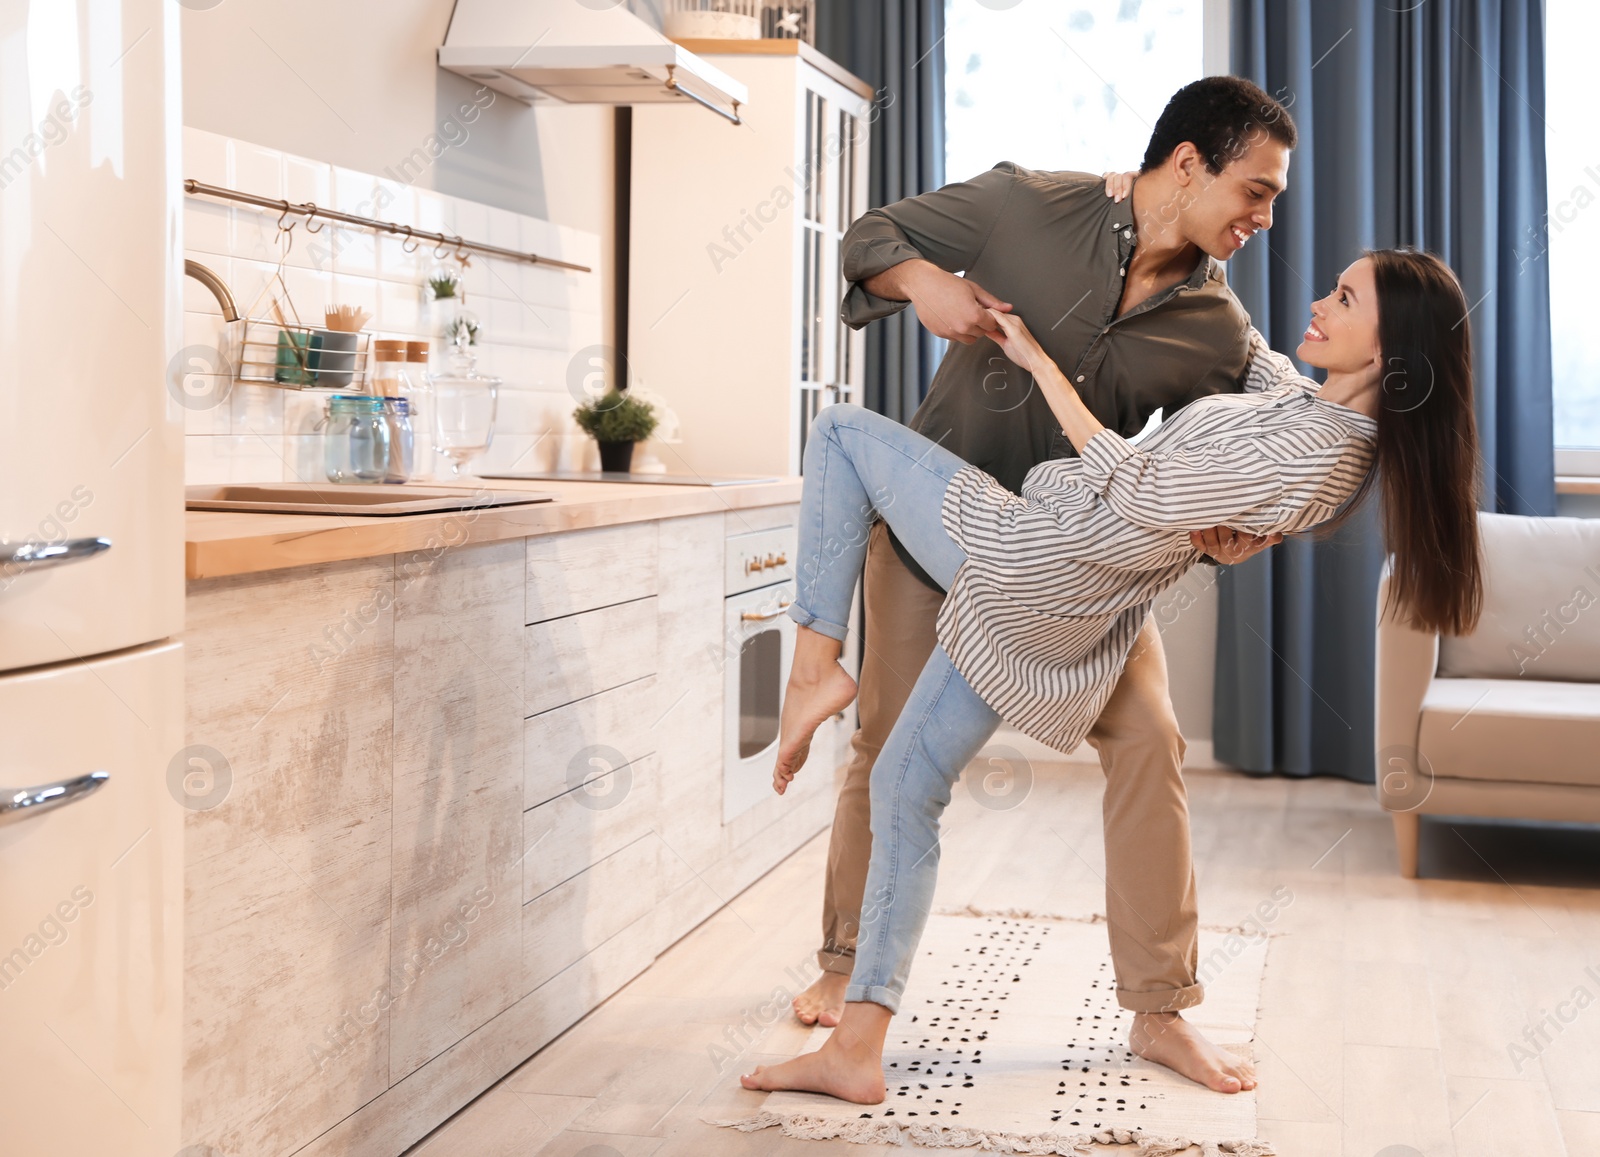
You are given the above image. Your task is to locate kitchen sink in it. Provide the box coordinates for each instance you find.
[185,483,556,516]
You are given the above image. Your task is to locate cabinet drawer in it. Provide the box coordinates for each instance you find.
[526,523,659,624]
[524,677,657,808]
[523,752,659,901]
[523,835,659,994]
[524,597,658,716]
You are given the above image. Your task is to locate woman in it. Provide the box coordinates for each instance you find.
[743,248,1482,1104]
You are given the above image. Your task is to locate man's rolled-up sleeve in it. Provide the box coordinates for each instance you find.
[840,162,1018,329]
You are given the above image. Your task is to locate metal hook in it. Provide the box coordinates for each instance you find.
[276,204,298,234]
[303,203,325,234]
[453,235,472,265]
[434,240,453,259]
[400,226,420,254]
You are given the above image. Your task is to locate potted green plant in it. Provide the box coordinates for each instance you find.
[573,389,659,473]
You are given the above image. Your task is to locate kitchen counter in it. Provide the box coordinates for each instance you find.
[181,490,848,1157]
[184,476,803,579]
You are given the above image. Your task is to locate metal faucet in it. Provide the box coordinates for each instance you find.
[184,259,238,322]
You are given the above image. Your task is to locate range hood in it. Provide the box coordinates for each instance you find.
[440,0,748,123]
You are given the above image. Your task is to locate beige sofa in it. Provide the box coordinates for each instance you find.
[1374,511,1600,877]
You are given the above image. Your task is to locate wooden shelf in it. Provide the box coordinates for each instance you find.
[671,37,874,99]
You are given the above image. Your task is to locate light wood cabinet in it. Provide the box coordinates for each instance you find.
[183,511,841,1157]
[388,540,525,1081]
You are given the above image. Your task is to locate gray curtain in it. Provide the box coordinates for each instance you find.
[1215,0,1557,779]
[815,0,946,423]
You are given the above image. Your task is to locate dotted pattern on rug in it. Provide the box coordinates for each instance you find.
[854,919,1157,1133]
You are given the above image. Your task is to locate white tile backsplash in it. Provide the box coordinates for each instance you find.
[181,126,604,486]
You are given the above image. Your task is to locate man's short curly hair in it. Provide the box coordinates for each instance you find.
[1139,76,1297,175]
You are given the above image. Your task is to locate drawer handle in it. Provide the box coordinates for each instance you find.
[2,537,112,572]
[0,771,110,826]
[741,599,793,623]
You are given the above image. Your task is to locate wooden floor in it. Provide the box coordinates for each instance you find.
[403,762,1600,1157]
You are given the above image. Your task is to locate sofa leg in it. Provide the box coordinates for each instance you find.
[1392,811,1421,878]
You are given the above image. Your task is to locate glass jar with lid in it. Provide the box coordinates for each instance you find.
[381,397,415,483]
[323,395,392,483]
[403,340,435,481]
[427,336,500,478]
[371,339,407,395]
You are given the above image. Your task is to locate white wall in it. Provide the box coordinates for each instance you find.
[178,0,622,483]
[180,128,603,484]
[180,0,617,345]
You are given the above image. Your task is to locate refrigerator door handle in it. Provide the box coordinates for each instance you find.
[0,770,111,825]
[2,537,113,572]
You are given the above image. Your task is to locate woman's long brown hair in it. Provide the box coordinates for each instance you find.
[1318,248,1483,636]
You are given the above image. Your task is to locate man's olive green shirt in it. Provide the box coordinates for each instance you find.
[841,162,1255,586]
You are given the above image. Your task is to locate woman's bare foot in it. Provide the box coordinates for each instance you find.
[792,971,849,1026]
[740,1037,887,1103]
[773,649,857,792]
[1129,1011,1258,1093]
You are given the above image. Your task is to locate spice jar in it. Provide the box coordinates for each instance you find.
[404,340,435,481]
[323,395,391,483]
[371,339,407,395]
[381,397,415,483]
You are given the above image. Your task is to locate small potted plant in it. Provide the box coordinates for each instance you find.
[426,266,462,301]
[573,389,659,473]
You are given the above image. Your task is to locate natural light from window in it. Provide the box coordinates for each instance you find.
[1546,0,1600,449]
[944,0,1204,185]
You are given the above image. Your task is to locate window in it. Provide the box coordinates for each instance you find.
[945,0,1205,185]
[1546,0,1600,452]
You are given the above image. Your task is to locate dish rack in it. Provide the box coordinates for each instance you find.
[230,240,373,392]
[230,314,374,392]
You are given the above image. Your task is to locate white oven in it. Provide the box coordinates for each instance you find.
[723,525,797,823]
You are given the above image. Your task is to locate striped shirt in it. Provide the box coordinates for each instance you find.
[935,329,1377,753]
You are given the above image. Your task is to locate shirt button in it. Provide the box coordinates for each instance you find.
[1076,375,1085,383]
[1119,268,1127,277]
[1123,229,1132,240]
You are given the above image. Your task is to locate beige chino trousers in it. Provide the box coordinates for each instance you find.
[817,521,1204,1012]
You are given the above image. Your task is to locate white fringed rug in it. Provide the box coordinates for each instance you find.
[712,914,1274,1155]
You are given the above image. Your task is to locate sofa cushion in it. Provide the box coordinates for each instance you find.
[1417,677,1600,787]
[1435,511,1600,681]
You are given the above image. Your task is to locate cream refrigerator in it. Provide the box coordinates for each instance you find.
[0,1,185,1153]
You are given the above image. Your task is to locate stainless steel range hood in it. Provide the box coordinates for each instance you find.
[439,0,748,123]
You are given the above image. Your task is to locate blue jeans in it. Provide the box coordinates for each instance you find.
[789,404,1003,1012]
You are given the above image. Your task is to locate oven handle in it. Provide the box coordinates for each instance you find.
[740,599,793,623]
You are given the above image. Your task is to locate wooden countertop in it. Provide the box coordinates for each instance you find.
[185,477,802,580]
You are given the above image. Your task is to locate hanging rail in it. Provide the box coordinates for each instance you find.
[182,179,593,274]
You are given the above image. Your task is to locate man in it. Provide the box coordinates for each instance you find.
[788,76,1296,1095]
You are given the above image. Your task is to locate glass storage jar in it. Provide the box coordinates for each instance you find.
[323,395,391,483]
[381,397,415,483]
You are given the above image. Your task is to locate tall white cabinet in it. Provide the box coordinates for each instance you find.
[629,40,872,477]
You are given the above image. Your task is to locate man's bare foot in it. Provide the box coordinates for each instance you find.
[740,1040,886,1103]
[1129,1011,1258,1094]
[772,661,857,792]
[793,971,849,1027]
